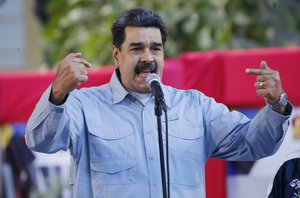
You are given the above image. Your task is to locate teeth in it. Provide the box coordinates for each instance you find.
[140,70,151,74]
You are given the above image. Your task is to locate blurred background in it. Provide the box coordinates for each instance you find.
[0,0,300,198]
[0,0,300,70]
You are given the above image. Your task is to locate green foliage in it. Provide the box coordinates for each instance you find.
[41,0,300,67]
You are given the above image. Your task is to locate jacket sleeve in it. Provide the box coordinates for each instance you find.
[25,85,84,154]
[203,95,292,160]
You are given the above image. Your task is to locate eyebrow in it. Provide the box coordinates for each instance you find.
[129,42,163,47]
[152,42,163,47]
[129,42,143,47]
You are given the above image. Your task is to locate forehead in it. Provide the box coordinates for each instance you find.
[123,26,162,45]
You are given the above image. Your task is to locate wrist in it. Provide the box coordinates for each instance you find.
[50,85,68,105]
[268,91,288,112]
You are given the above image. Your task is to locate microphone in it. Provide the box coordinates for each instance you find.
[146,73,167,111]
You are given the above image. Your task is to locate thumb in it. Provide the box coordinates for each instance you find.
[260,60,270,70]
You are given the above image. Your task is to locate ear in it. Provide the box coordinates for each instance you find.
[112,45,120,69]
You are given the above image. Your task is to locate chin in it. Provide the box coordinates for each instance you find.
[136,86,151,93]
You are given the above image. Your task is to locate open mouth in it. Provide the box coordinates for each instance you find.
[137,70,152,79]
[138,69,152,74]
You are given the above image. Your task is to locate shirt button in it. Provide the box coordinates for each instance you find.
[149,156,153,160]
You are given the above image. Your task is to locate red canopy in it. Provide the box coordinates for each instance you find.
[181,47,300,107]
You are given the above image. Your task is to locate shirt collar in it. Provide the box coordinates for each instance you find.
[110,70,130,104]
[110,70,172,108]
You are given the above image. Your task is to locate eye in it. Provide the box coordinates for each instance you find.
[131,47,142,51]
[150,47,162,53]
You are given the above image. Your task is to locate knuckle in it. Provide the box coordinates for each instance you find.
[67,53,75,57]
[78,75,88,83]
[273,71,279,77]
[271,73,279,82]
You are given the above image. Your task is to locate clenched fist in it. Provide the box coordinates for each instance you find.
[50,53,92,105]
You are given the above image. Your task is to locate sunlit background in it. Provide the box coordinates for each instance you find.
[1,0,300,70]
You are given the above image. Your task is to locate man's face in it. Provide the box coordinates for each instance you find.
[113,26,164,93]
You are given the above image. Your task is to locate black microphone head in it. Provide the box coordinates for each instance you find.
[146,73,161,87]
[145,73,167,111]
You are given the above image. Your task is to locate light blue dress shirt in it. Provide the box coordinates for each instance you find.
[26,71,291,198]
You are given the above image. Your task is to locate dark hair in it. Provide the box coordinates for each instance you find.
[111,8,168,49]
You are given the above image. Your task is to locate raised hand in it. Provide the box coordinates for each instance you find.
[50,52,92,104]
[246,61,283,106]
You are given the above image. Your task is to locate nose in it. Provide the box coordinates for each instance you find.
[140,49,154,63]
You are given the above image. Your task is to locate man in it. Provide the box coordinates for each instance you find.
[26,7,292,197]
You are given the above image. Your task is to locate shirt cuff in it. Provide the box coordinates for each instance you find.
[268,102,293,116]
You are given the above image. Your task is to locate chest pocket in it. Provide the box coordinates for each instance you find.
[161,114,205,188]
[161,114,204,140]
[86,122,137,187]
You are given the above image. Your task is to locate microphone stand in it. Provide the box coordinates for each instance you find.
[155,99,168,198]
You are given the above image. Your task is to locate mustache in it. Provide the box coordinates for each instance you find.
[134,62,157,74]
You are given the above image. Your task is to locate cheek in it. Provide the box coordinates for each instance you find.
[157,61,164,72]
[121,58,138,70]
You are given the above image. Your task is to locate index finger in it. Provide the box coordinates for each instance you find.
[72,58,93,68]
[245,68,272,75]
